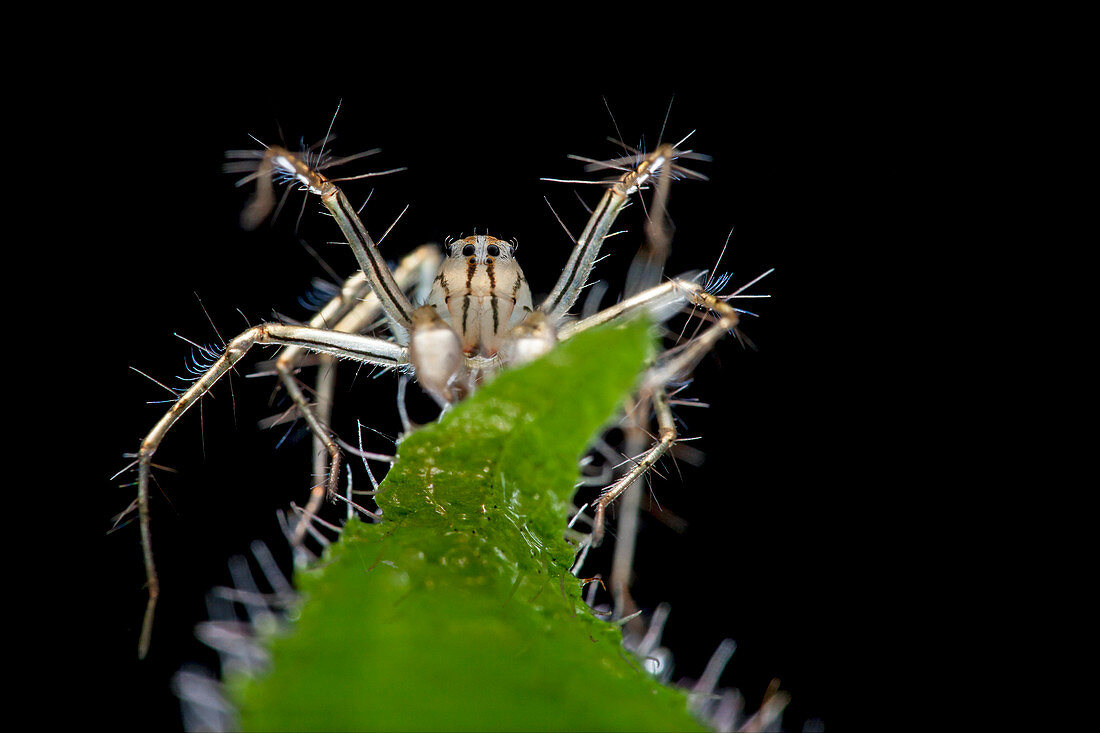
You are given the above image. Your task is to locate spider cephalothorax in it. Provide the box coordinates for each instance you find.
[429,235,532,357]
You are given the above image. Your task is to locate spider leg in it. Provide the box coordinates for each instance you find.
[273,270,375,498]
[134,323,407,658]
[556,274,707,342]
[231,145,418,341]
[592,386,677,548]
[539,143,691,323]
[271,245,443,529]
[571,283,740,564]
[639,289,741,395]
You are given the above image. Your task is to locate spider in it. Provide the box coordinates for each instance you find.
[125,120,752,659]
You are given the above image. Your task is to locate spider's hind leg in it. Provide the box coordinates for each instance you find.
[592,385,678,548]
[583,287,741,550]
[266,245,444,542]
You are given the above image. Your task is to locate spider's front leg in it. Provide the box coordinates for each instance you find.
[539,141,705,323]
[133,324,407,658]
[230,145,418,341]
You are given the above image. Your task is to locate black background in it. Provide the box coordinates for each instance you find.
[61,44,885,731]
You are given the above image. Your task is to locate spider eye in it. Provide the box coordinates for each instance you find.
[462,244,476,257]
[486,244,500,258]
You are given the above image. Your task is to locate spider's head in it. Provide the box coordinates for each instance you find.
[434,234,532,356]
[446,235,517,265]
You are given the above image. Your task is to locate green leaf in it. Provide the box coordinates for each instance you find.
[229,318,706,731]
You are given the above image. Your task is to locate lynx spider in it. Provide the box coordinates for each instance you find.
[124,116,756,658]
